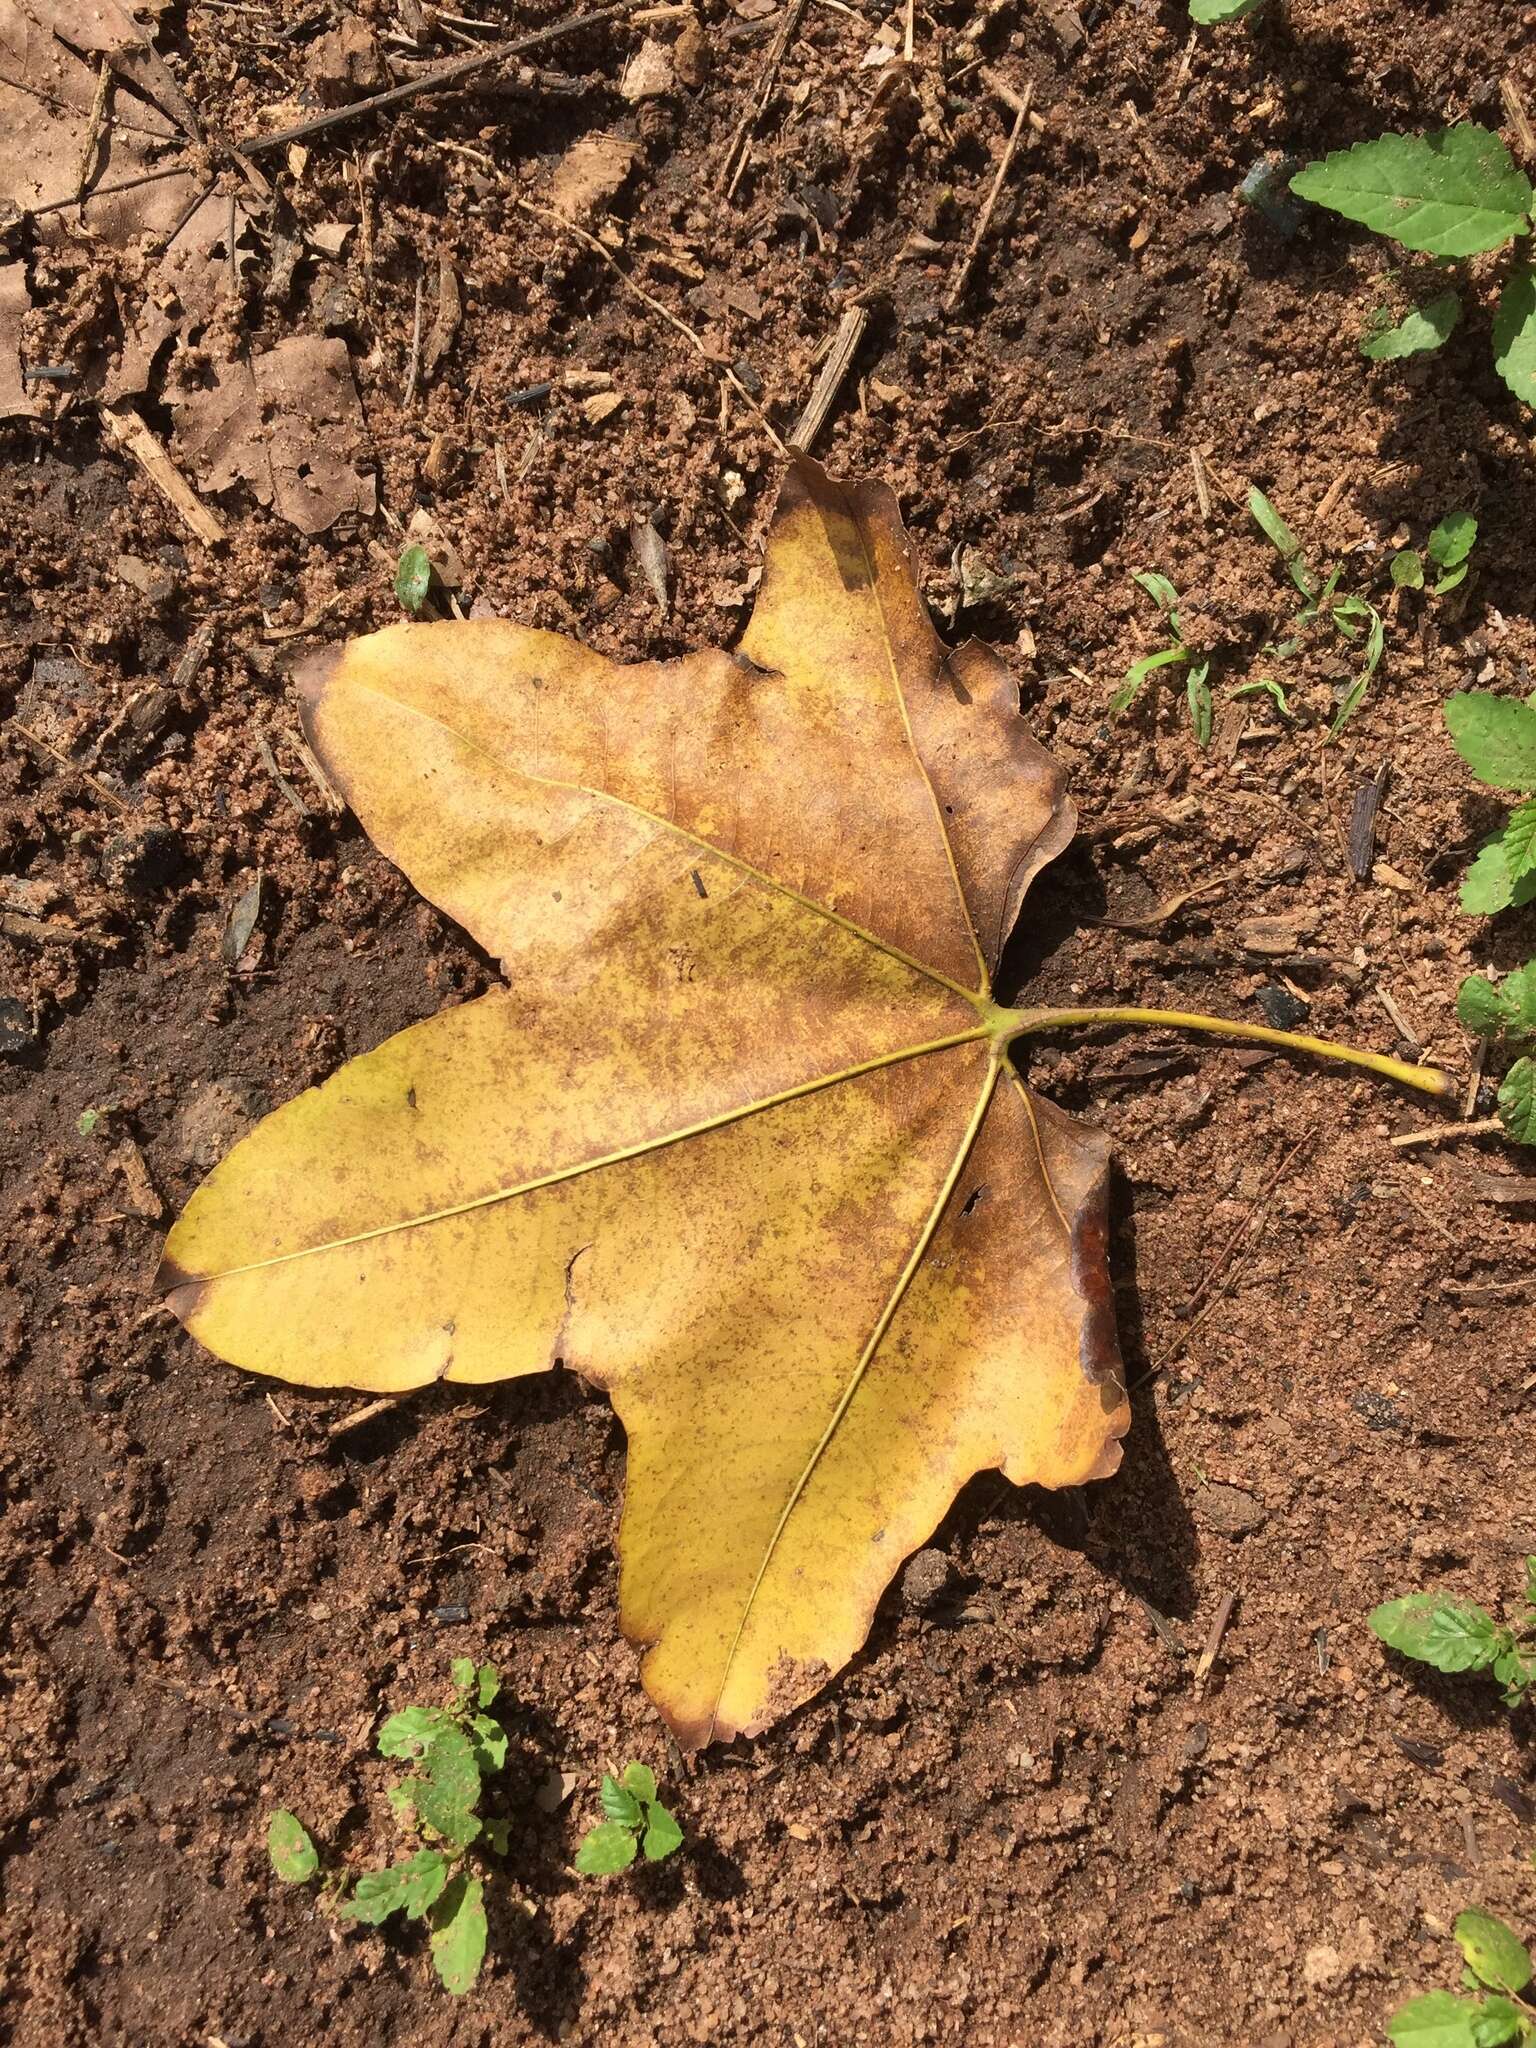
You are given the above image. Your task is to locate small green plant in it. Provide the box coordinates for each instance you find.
[1289,125,1536,405]
[265,1659,510,1995]
[395,543,435,616]
[1362,289,1462,361]
[1457,962,1536,1144]
[267,1809,319,1883]
[1391,511,1477,596]
[1248,488,1384,738]
[1387,1910,1536,2046]
[574,1762,684,1875]
[1370,1557,1536,1707]
[1445,692,1536,915]
[1188,0,1263,21]
[1109,571,1212,744]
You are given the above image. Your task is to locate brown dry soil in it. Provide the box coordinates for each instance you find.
[4,1,1536,2043]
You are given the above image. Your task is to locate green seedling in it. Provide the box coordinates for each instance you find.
[1457,961,1536,1144]
[1289,125,1536,405]
[1231,676,1292,718]
[267,1809,319,1883]
[265,1659,510,1995]
[1362,289,1462,362]
[574,1762,684,1875]
[1248,488,1384,738]
[1391,511,1477,596]
[1370,1557,1536,1707]
[1387,1909,1536,2046]
[1445,691,1536,916]
[1189,0,1263,21]
[1109,570,1214,746]
[394,544,436,617]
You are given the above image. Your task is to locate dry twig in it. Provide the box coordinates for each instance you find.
[946,79,1033,313]
[7,721,132,815]
[76,58,112,197]
[789,304,867,452]
[1193,1591,1238,1690]
[718,0,808,199]
[100,406,225,546]
[237,2,637,154]
[1387,1114,1502,1151]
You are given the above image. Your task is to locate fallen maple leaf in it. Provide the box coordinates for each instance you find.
[159,458,1453,1746]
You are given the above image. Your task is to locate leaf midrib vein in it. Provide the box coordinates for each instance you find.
[841,500,991,998]
[705,1056,1002,1740]
[178,1027,992,1283]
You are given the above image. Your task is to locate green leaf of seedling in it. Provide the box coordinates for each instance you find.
[482,1816,511,1856]
[1461,823,1536,916]
[1133,569,1181,620]
[1248,486,1317,597]
[620,1762,659,1805]
[1471,1996,1531,2047]
[1392,550,1426,590]
[1361,290,1462,359]
[1462,838,1530,916]
[378,1706,455,1760]
[575,1821,639,1875]
[1454,1911,1533,1995]
[1315,562,1345,613]
[1190,0,1264,21]
[476,1664,500,1709]
[339,1866,410,1926]
[411,1725,482,1849]
[1423,1605,1505,1672]
[1186,660,1213,749]
[450,1656,476,1694]
[1109,644,1188,716]
[397,1848,451,1921]
[1498,1057,1536,1144]
[1327,606,1383,742]
[469,1714,507,1774]
[1445,693,1536,792]
[1370,1594,1502,1672]
[267,1810,319,1884]
[1386,1989,1506,2047]
[1428,511,1477,571]
[386,1782,417,1825]
[429,1875,487,1996]
[599,1775,644,1828]
[1457,974,1509,1036]
[1493,1641,1534,1696]
[1494,265,1536,407]
[642,1801,684,1863]
[1331,593,1371,639]
[1434,562,1470,595]
[1232,677,1292,717]
[395,544,434,616]
[1328,675,1370,740]
[1290,126,1534,258]
[1503,801,1536,883]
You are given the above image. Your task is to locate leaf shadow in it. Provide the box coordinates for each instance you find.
[1379,1656,1536,1760]
[934,1164,1199,1626]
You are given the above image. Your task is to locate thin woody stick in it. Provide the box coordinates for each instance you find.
[946,79,1033,313]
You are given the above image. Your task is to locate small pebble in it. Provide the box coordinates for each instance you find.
[900,1549,954,1609]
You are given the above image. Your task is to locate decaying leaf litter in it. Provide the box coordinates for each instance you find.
[6,0,1536,2039]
